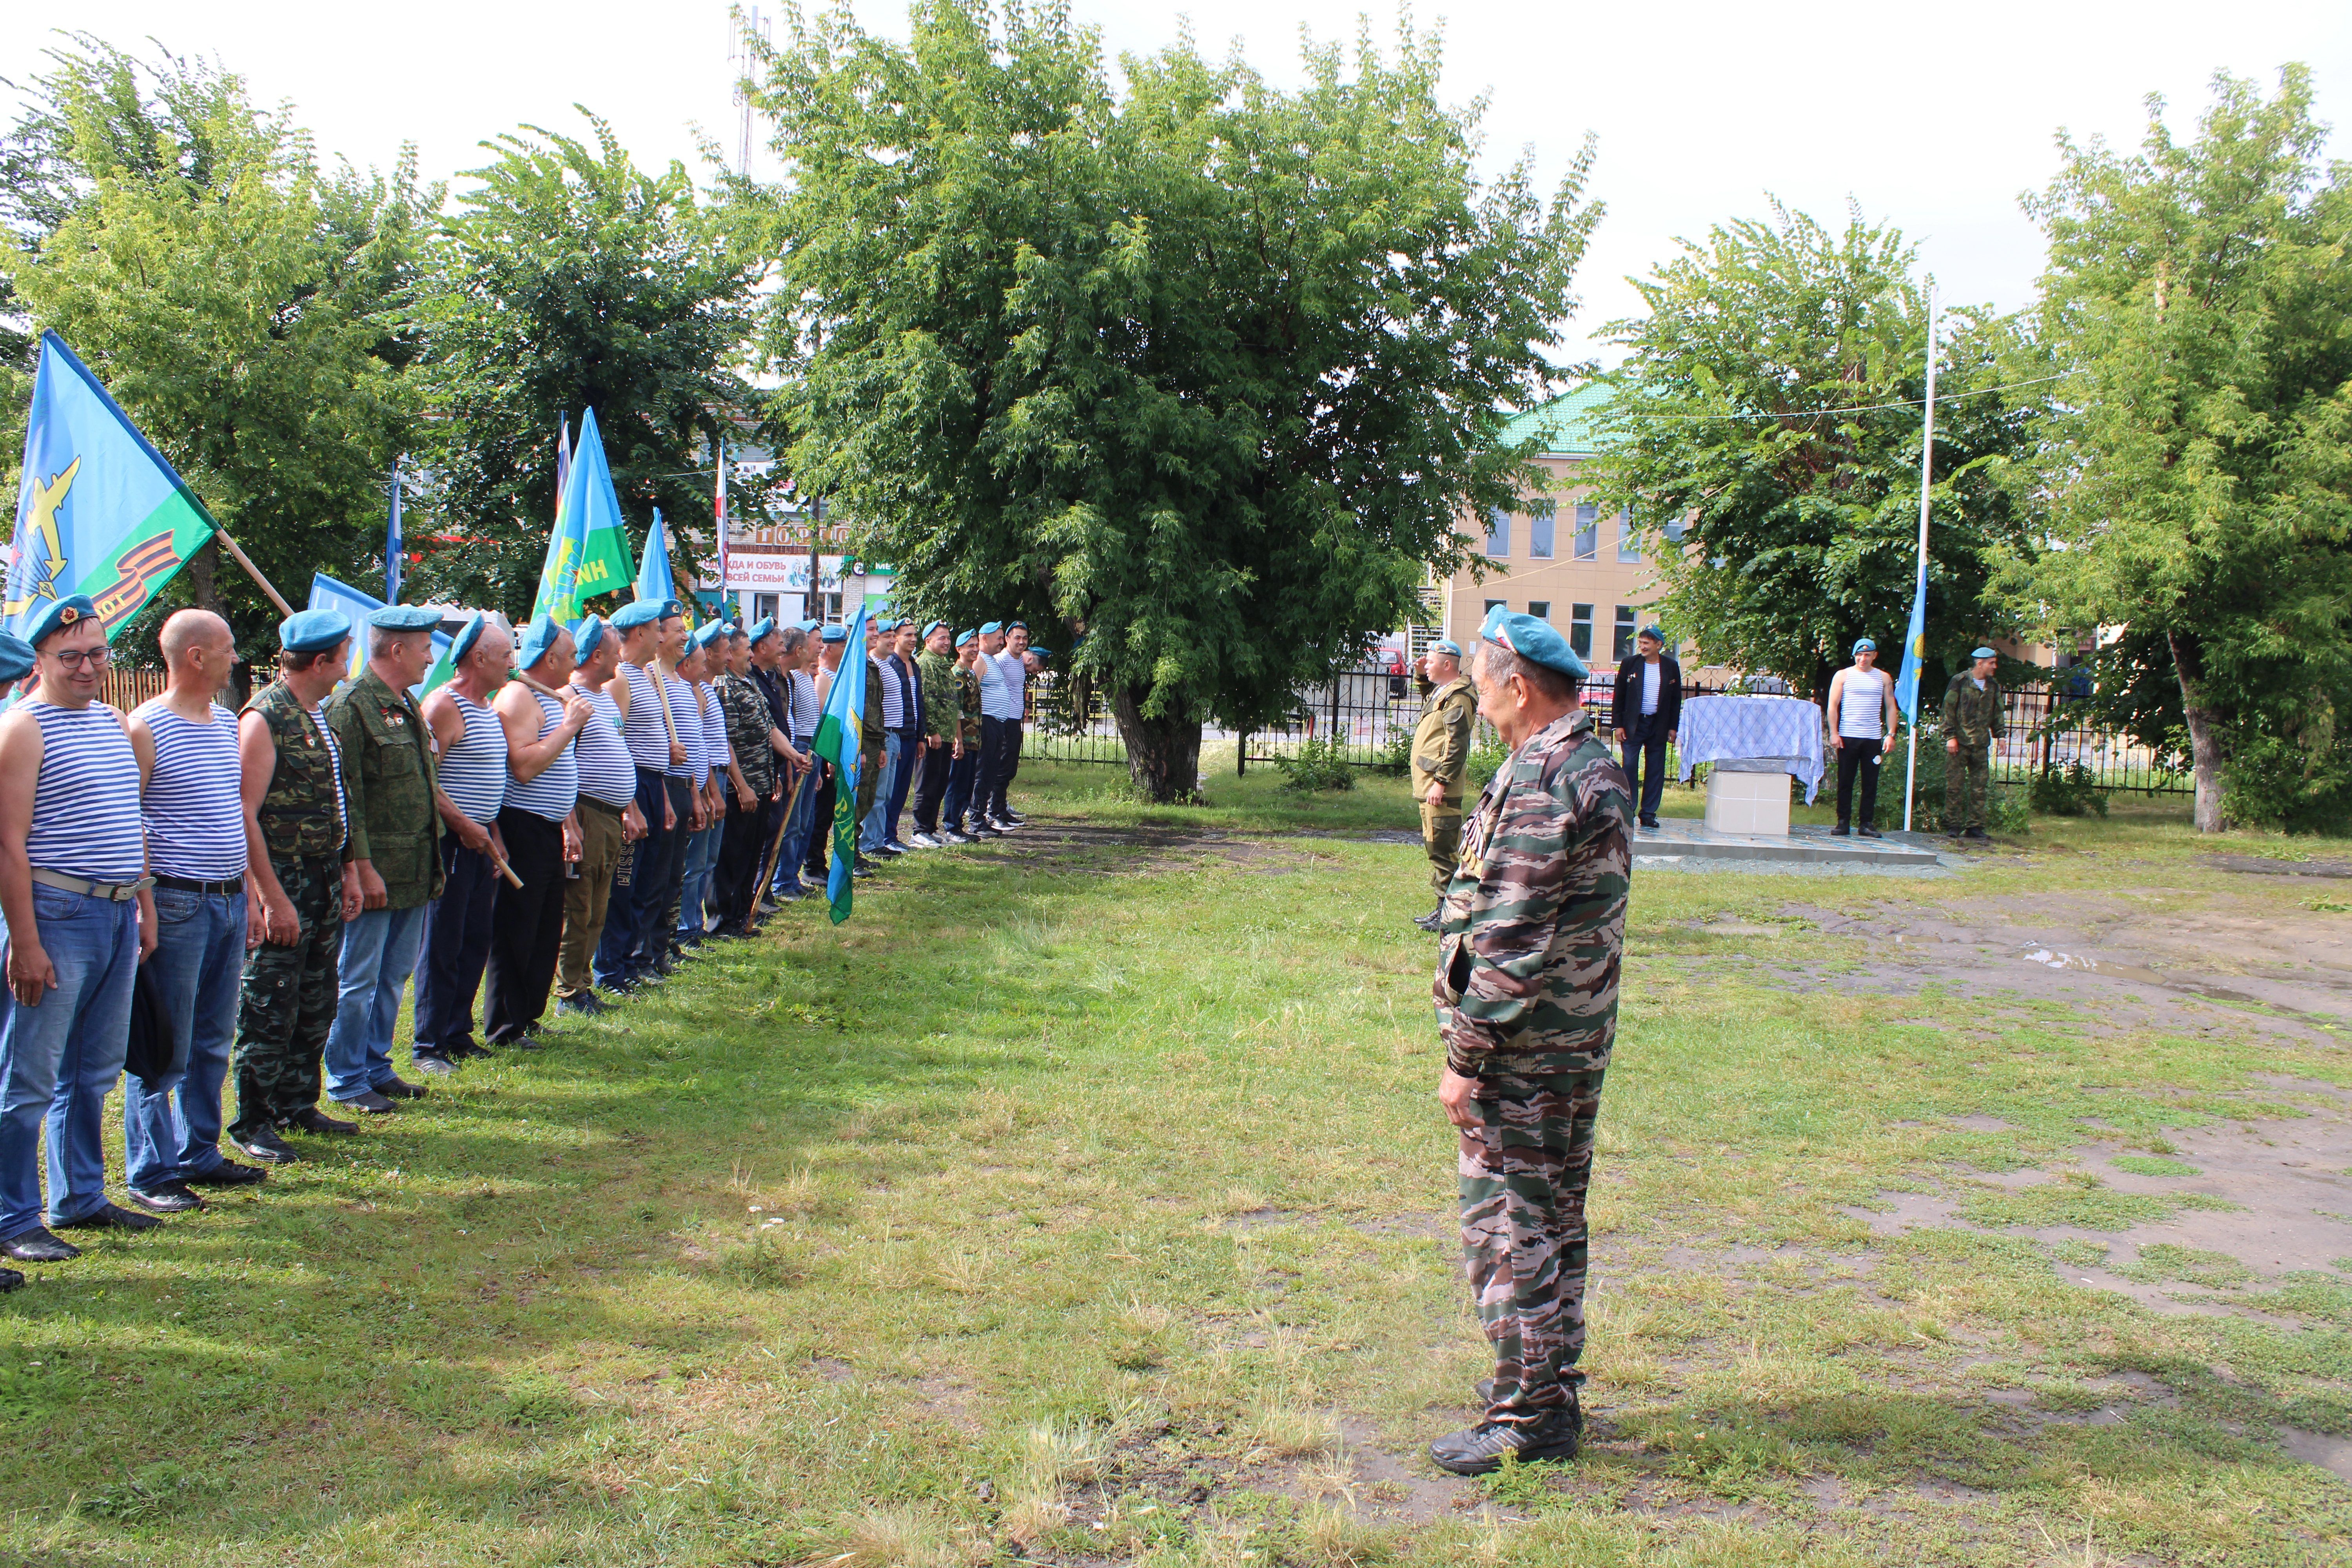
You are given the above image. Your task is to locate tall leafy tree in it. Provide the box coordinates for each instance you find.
[1586,203,2048,702]
[2008,67,2352,833]
[753,1,1595,800]
[413,114,769,617]
[2,37,426,651]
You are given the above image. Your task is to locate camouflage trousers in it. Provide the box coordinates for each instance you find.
[230,856,344,1137]
[1460,1069,1606,1425]
[1419,801,1463,898]
[1946,744,1990,832]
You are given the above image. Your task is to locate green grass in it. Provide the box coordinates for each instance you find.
[3,764,2350,1566]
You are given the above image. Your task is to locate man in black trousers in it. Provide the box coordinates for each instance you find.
[1610,624,1680,831]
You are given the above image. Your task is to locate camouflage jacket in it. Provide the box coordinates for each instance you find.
[245,681,351,863]
[1410,675,1478,803]
[954,661,983,744]
[715,673,777,797]
[324,665,444,907]
[1941,671,2001,750]
[1433,707,1633,1078]
[916,650,958,740]
[861,657,887,750]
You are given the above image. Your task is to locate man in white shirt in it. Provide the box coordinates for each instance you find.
[971,622,1017,831]
[992,622,1033,827]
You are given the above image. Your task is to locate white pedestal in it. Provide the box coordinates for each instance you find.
[1704,769,1792,836]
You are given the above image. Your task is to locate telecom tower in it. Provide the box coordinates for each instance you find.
[729,5,770,178]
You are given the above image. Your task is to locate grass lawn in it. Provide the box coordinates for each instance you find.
[4,759,2349,1567]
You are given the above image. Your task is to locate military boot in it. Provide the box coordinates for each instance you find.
[1412,905,1443,932]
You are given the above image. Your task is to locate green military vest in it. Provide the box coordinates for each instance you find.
[861,657,886,750]
[245,681,347,861]
[323,666,444,908]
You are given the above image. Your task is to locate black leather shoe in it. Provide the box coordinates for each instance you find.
[377,1076,428,1100]
[1859,825,1883,839]
[1412,908,1442,932]
[449,1042,493,1062]
[1964,827,1992,842]
[341,1090,397,1115]
[53,1201,163,1233]
[184,1159,269,1187]
[0,1266,20,1291]
[1830,823,1851,837]
[1428,1408,1583,1476]
[229,1125,301,1163]
[501,1035,540,1052]
[1,1227,80,1262]
[127,1183,205,1214]
[284,1106,357,1137]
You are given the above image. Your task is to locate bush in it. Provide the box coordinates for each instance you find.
[2223,728,2352,835]
[1271,738,1356,792]
[1369,728,1413,778]
[1897,729,2030,834]
[2029,760,2111,818]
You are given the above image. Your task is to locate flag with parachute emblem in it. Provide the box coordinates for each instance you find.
[809,602,869,924]
[1894,568,1929,723]
[533,408,635,623]
[7,331,216,639]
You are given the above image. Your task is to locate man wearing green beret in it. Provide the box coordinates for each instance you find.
[1941,646,2004,842]
[1426,607,1633,1477]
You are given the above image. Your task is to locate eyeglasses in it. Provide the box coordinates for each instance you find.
[51,647,112,671]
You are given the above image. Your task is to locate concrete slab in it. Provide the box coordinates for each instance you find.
[1631,818,1946,868]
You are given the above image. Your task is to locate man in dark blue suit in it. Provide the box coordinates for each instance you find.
[1610,625,1680,829]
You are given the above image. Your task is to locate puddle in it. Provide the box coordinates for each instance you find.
[2020,947,2260,1005]
[2283,1426,2352,1483]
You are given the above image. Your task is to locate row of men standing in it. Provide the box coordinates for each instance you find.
[0,593,1042,1288]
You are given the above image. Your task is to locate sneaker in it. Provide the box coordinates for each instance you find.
[229,1124,302,1163]
[557,996,603,1019]
[127,1183,205,1215]
[776,884,805,903]
[757,895,784,914]
[412,1051,459,1077]
[940,829,973,846]
[449,1042,493,1062]
[341,1090,398,1116]
[183,1160,269,1187]
[908,831,941,849]
[376,1076,428,1100]
[1427,1406,1583,1476]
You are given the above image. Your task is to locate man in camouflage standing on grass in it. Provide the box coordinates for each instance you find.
[1427,606,1632,1477]
[1941,646,2002,843]
[1408,637,1476,932]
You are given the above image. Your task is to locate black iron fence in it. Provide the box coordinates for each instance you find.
[1019,666,2190,795]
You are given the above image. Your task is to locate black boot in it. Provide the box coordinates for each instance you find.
[1428,1403,1583,1476]
[1412,905,1443,931]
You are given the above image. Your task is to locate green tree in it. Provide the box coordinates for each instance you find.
[412,113,769,618]
[752,1,1595,800]
[2,37,426,653]
[2009,67,2352,833]
[1586,203,2048,702]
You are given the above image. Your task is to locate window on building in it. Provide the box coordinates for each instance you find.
[1573,504,1599,560]
[753,593,780,624]
[1484,599,1506,615]
[1485,506,1510,558]
[1613,605,1637,662]
[1527,601,1550,622]
[1569,603,1593,660]
[1527,502,1555,559]
[1616,511,1640,563]
[1664,514,1688,545]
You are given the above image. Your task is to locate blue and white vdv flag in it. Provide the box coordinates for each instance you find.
[1894,570,1929,723]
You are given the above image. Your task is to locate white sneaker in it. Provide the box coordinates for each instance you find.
[909,831,941,848]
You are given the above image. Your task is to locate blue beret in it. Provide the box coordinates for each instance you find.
[1639,624,1667,644]
[872,618,897,633]
[516,612,566,670]
[1852,637,1877,654]
[1479,604,1588,680]
[819,624,848,643]
[1971,646,1998,660]
[955,630,976,648]
[368,604,441,632]
[791,618,818,633]
[920,620,947,641]
[1007,620,1027,632]
[979,621,1003,635]
[280,607,353,654]
[1029,647,1052,659]
[22,595,101,649]
[573,614,608,661]
[611,599,664,630]
[450,612,490,664]
[748,617,777,644]
[1432,638,1462,657]
[0,633,32,682]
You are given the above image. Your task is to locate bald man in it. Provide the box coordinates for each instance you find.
[412,617,511,1073]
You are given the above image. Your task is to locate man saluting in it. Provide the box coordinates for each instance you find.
[1427,607,1633,1476]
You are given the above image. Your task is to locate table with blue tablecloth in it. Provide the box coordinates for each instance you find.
[1675,694,1824,831]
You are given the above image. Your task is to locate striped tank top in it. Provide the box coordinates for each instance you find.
[572,682,637,807]
[313,701,349,841]
[618,663,671,772]
[25,701,144,882]
[506,690,579,821]
[788,669,820,740]
[132,699,246,880]
[698,683,730,776]
[664,672,702,782]
[439,691,510,823]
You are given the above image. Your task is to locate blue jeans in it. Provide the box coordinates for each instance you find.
[859,732,902,851]
[324,903,428,1101]
[772,751,819,891]
[884,728,921,841]
[943,745,978,830]
[0,886,139,1236]
[677,820,721,939]
[124,886,247,1187]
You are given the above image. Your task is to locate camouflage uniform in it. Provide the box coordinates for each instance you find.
[1940,671,2001,832]
[1433,706,1632,1428]
[1411,673,1479,897]
[853,656,887,829]
[230,682,349,1138]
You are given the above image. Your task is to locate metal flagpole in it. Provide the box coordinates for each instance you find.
[385,456,404,602]
[715,437,731,622]
[1903,284,1938,832]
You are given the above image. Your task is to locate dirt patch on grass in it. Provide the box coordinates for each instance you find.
[949,821,1339,875]
[2206,855,2352,879]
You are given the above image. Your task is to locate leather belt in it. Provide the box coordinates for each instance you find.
[31,868,155,902]
[578,795,627,818]
[154,873,245,897]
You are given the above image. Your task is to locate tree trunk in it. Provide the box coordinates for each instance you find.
[188,535,223,614]
[1111,685,1202,804]
[2169,630,2228,833]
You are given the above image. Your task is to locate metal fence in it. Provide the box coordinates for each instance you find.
[1980,686,2188,795]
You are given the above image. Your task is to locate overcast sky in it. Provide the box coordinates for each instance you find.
[7,0,2349,368]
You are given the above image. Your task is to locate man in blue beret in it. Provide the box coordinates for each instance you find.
[321,606,445,1112]
[228,609,365,1158]
[592,597,688,993]
[1610,624,1681,831]
[413,614,512,1071]
[907,620,959,846]
[0,633,34,703]
[485,616,593,1048]
[1941,646,2004,841]
[1425,606,1633,1477]
[554,614,647,1016]
[1824,637,1899,837]
[993,621,1034,826]
[0,597,160,1270]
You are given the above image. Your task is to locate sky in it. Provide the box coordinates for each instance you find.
[6,0,2349,368]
